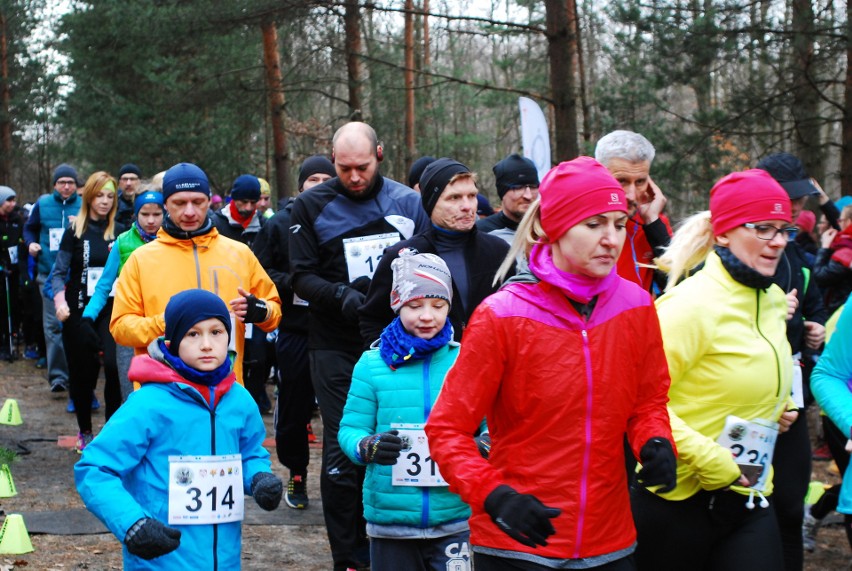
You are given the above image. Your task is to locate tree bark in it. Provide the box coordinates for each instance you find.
[261,19,291,198]
[842,0,852,196]
[791,0,822,181]
[0,12,11,185]
[567,0,589,142]
[404,0,415,171]
[544,0,578,161]
[344,0,364,120]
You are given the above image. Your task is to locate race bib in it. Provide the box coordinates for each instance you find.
[791,353,804,409]
[342,232,400,282]
[292,292,309,307]
[716,416,779,492]
[168,454,244,525]
[86,267,104,297]
[7,246,17,265]
[49,228,63,251]
[391,423,447,487]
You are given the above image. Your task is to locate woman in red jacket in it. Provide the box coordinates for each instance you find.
[425,156,676,570]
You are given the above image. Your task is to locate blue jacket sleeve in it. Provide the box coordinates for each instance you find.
[83,244,121,321]
[811,304,852,438]
[23,202,40,248]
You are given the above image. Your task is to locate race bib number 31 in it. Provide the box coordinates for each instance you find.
[168,454,244,525]
[391,423,447,487]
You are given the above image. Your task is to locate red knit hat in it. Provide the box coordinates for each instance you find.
[709,169,791,236]
[539,156,627,240]
[796,210,816,233]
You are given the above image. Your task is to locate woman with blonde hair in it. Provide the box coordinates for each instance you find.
[51,171,124,452]
[632,169,798,570]
[426,157,675,570]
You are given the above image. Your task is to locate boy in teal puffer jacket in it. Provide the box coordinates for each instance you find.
[339,250,475,571]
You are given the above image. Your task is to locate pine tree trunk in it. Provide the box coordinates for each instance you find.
[0,12,11,185]
[344,0,364,120]
[842,0,852,196]
[261,19,291,198]
[545,0,579,161]
[404,0,415,171]
[791,0,822,181]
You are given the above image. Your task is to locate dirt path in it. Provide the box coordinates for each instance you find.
[0,356,848,570]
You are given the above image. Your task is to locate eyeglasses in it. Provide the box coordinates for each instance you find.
[506,184,539,194]
[743,223,797,241]
[56,179,76,187]
[119,176,140,183]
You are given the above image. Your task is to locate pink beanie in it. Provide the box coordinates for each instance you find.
[709,169,791,236]
[796,210,816,233]
[539,156,627,240]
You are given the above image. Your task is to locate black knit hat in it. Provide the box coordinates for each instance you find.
[493,154,539,199]
[118,163,142,178]
[408,156,436,188]
[298,156,336,190]
[419,158,470,216]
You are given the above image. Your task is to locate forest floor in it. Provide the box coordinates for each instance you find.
[0,356,847,570]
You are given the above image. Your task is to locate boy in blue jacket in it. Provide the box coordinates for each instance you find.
[339,250,475,571]
[75,288,282,569]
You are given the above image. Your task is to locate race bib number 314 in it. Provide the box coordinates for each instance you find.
[168,454,244,525]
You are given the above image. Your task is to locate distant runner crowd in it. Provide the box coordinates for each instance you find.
[1,121,852,571]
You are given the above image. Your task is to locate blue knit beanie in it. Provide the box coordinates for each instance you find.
[162,163,210,201]
[52,164,79,186]
[164,289,231,355]
[229,174,261,201]
[134,190,164,215]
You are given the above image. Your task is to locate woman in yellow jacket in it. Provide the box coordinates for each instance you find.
[631,169,798,571]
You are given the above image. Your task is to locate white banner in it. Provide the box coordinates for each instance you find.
[519,97,551,181]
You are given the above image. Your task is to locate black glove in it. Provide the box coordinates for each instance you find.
[124,517,181,560]
[475,433,492,459]
[484,485,560,548]
[335,284,366,322]
[79,317,102,352]
[637,437,677,493]
[243,293,269,324]
[358,430,403,465]
[251,472,283,511]
[349,275,372,294]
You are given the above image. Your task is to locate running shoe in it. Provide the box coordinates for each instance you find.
[91,394,100,411]
[307,422,317,444]
[23,347,38,360]
[75,431,94,454]
[803,505,822,552]
[66,398,75,413]
[50,378,66,392]
[285,475,309,509]
[812,443,832,461]
[36,357,47,369]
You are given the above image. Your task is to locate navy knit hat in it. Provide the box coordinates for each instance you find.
[419,158,471,216]
[408,156,436,188]
[229,174,261,201]
[52,164,79,186]
[298,156,336,190]
[162,163,210,201]
[134,190,164,215]
[493,154,539,199]
[119,163,142,178]
[164,289,231,355]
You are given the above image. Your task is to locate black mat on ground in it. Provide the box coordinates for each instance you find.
[17,500,325,535]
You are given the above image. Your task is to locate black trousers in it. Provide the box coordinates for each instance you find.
[310,348,368,570]
[811,416,852,549]
[772,411,810,571]
[244,326,272,412]
[63,309,119,432]
[631,486,783,571]
[274,331,314,475]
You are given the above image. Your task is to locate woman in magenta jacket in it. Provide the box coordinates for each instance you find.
[425,157,676,570]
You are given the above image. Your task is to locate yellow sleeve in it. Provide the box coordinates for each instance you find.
[109,255,165,349]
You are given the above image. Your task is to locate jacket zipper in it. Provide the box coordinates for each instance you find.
[208,386,219,571]
[574,329,593,558]
[193,240,202,288]
[754,290,782,398]
[421,354,433,529]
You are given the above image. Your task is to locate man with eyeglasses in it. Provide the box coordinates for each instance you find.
[115,164,142,227]
[756,153,829,571]
[23,164,81,392]
[476,153,539,242]
[595,130,673,294]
